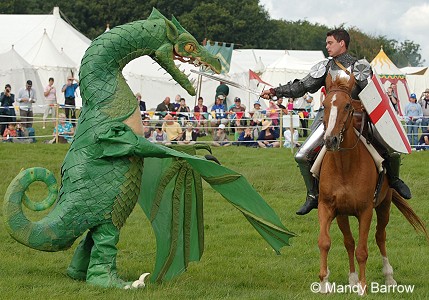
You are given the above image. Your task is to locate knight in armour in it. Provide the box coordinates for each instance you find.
[261,29,411,215]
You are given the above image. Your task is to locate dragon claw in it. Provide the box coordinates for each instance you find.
[124,272,150,290]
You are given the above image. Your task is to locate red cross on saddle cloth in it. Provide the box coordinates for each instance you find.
[358,73,411,154]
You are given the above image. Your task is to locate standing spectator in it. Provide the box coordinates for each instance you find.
[150,122,168,144]
[0,84,16,135]
[387,83,399,114]
[173,94,181,112]
[162,114,182,143]
[418,88,429,130]
[276,97,288,115]
[61,76,79,126]
[404,93,423,147]
[142,116,154,139]
[210,95,227,129]
[17,80,37,128]
[257,120,280,148]
[136,93,146,118]
[43,77,57,129]
[179,122,198,144]
[215,82,229,104]
[287,98,294,111]
[155,96,174,117]
[193,96,208,135]
[212,124,230,147]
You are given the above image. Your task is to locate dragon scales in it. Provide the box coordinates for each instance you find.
[4,9,295,289]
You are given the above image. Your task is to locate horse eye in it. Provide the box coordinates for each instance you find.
[345,103,352,111]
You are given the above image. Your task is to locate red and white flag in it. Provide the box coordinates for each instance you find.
[249,69,271,86]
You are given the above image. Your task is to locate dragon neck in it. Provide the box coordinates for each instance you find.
[79,18,169,122]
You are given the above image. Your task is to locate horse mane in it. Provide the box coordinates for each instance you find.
[326,74,355,93]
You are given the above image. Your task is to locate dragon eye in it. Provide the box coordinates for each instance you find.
[184,43,195,52]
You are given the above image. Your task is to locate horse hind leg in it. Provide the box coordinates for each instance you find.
[336,216,358,286]
[375,192,397,286]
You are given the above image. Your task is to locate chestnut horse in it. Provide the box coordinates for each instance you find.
[317,73,428,294]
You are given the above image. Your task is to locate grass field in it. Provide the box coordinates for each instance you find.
[1,138,429,299]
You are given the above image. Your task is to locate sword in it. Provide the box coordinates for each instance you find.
[191,69,262,96]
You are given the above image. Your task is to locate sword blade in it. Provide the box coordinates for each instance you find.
[191,70,261,96]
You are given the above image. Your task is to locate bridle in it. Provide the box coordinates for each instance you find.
[325,88,365,151]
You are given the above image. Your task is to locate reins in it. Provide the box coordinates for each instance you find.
[325,88,365,151]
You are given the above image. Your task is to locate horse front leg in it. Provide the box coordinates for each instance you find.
[375,190,397,286]
[356,208,373,295]
[336,215,358,286]
[318,202,335,294]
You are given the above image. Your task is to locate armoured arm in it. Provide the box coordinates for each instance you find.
[272,60,328,98]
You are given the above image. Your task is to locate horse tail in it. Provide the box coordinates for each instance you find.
[391,189,429,241]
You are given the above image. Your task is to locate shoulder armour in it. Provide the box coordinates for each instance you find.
[309,59,329,79]
[353,59,372,82]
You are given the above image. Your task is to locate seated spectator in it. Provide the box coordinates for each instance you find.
[250,100,264,127]
[179,122,198,144]
[257,120,280,148]
[193,96,208,136]
[283,127,300,148]
[142,116,154,139]
[416,124,429,151]
[266,99,279,126]
[229,97,247,132]
[162,114,182,143]
[15,123,34,143]
[150,122,168,144]
[52,113,74,143]
[212,124,230,147]
[177,97,191,125]
[210,95,227,131]
[2,123,17,142]
[238,126,257,147]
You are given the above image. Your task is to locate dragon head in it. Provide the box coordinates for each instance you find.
[149,8,222,96]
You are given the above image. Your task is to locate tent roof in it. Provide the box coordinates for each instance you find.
[266,50,323,70]
[400,66,428,75]
[0,7,91,66]
[370,47,404,77]
[0,46,32,70]
[24,30,76,68]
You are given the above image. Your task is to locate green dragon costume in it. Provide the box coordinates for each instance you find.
[3,9,295,289]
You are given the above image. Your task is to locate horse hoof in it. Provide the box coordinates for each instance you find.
[349,272,359,286]
[319,281,332,294]
[385,277,397,286]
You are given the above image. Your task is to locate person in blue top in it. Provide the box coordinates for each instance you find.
[404,93,423,147]
[52,113,75,143]
[210,95,227,131]
[61,76,79,126]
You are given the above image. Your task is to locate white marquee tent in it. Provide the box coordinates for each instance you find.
[400,66,429,97]
[1,7,327,116]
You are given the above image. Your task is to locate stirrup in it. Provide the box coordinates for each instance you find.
[296,194,318,215]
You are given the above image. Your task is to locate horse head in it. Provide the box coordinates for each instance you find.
[322,72,355,151]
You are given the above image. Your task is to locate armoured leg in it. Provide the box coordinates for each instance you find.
[369,123,412,200]
[384,153,412,199]
[67,231,94,281]
[295,119,325,215]
[86,223,130,288]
